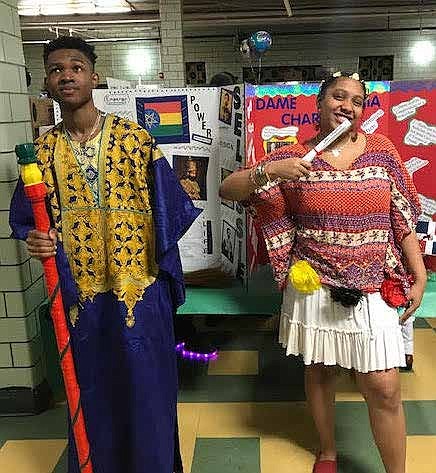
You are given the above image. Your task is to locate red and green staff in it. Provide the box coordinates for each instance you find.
[15,143,93,473]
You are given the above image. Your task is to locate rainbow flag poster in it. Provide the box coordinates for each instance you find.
[136,95,190,144]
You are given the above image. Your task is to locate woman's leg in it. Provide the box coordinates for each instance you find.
[305,364,337,460]
[355,369,405,473]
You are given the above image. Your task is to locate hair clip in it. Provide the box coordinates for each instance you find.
[332,71,342,78]
[349,72,360,80]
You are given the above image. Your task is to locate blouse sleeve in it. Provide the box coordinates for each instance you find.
[242,146,304,289]
[383,136,421,243]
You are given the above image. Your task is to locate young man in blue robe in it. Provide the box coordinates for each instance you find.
[10,36,200,473]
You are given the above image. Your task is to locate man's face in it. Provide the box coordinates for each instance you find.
[186,161,198,180]
[45,48,98,110]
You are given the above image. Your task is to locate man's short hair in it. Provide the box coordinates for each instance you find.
[43,36,97,68]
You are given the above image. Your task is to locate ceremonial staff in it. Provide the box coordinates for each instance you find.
[15,143,93,473]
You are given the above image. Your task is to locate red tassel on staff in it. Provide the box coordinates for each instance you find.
[15,143,93,473]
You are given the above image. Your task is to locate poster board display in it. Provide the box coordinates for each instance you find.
[245,80,436,268]
[93,86,246,279]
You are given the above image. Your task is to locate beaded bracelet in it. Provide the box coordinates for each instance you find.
[250,162,271,188]
[249,166,258,187]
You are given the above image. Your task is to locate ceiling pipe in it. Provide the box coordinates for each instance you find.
[18,8,436,31]
[283,0,293,17]
[22,25,436,46]
[20,13,160,27]
[21,24,157,30]
[22,37,161,44]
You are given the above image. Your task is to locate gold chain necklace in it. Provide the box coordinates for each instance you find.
[64,110,101,147]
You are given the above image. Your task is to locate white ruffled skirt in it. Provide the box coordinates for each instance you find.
[279,284,406,373]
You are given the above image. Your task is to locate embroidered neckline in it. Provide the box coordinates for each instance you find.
[38,114,160,328]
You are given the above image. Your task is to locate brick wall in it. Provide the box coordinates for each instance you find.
[159,0,185,87]
[23,29,436,95]
[0,0,46,397]
[183,30,436,83]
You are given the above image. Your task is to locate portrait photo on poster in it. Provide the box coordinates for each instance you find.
[220,168,235,209]
[174,155,209,201]
[219,88,233,125]
[221,220,236,263]
[265,140,292,153]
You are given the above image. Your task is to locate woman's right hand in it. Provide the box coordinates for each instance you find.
[26,229,58,260]
[266,157,312,181]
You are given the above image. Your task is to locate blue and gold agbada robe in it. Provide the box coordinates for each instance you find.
[10,114,201,473]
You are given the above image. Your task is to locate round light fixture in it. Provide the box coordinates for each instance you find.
[410,40,435,65]
[128,49,151,75]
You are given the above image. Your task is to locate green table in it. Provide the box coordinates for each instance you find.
[179,269,436,318]
[415,280,436,318]
[179,266,281,315]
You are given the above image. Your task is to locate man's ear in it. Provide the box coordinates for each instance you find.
[92,71,99,88]
[43,77,52,97]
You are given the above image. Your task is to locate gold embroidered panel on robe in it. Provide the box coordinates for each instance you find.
[35,115,160,325]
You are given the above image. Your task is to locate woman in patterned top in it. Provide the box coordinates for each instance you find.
[220,72,426,473]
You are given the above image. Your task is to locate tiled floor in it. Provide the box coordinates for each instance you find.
[1,316,436,472]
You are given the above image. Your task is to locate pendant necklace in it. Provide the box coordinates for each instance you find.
[329,134,351,158]
[64,110,101,148]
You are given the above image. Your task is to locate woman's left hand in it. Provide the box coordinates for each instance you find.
[399,280,426,323]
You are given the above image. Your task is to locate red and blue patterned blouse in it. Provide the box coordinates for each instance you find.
[248,133,421,292]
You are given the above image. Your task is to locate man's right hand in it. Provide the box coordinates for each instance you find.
[26,229,58,260]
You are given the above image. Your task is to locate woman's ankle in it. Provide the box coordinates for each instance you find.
[318,450,337,461]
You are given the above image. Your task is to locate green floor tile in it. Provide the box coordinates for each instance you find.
[414,318,431,328]
[335,402,384,472]
[0,405,67,448]
[191,438,260,473]
[404,401,436,435]
[52,446,68,473]
[205,376,266,402]
[205,331,274,351]
[177,330,306,402]
[332,401,436,472]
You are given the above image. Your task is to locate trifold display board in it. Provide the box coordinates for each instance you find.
[245,80,436,269]
[93,81,435,316]
[244,80,435,318]
[93,86,246,282]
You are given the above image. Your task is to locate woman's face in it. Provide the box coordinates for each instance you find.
[318,77,365,134]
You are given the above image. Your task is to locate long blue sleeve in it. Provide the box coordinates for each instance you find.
[151,154,202,308]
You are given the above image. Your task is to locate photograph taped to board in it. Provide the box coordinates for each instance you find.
[219,88,233,125]
[221,220,236,263]
[174,155,209,201]
[204,220,213,254]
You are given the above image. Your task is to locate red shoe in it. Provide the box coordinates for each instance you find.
[312,458,337,473]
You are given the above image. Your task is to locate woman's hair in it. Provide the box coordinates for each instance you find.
[317,72,368,106]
